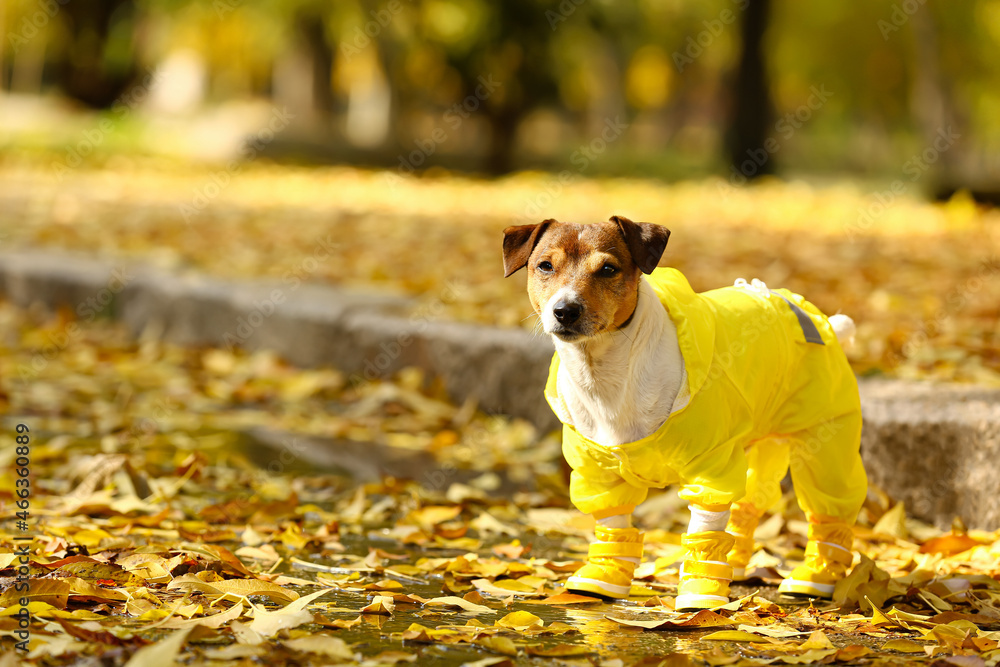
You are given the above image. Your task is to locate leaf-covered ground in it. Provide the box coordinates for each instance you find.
[3,300,1000,666]
[0,154,999,384]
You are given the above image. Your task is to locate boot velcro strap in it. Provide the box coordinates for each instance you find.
[806,541,853,566]
[588,540,643,560]
[680,560,733,580]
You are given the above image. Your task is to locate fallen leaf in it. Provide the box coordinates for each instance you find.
[882,638,927,652]
[360,595,395,615]
[123,628,192,667]
[528,592,602,606]
[282,634,355,659]
[494,610,543,630]
[701,630,763,641]
[920,533,982,556]
[607,609,737,630]
[423,596,495,614]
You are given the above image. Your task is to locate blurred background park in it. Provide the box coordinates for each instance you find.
[1,0,999,381]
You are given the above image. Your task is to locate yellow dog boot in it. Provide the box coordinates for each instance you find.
[566,525,643,599]
[778,517,854,598]
[676,530,735,610]
[726,502,762,581]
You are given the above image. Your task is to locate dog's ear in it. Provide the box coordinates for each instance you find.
[611,215,670,275]
[502,220,553,277]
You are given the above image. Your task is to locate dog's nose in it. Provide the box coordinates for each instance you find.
[553,300,582,325]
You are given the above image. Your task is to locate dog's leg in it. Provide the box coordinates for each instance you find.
[778,412,865,598]
[676,504,735,610]
[726,502,763,580]
[778,515,855,597]
[565,511,643,599]
[727,439,791,579]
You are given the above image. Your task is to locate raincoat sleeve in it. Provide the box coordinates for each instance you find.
[562,426,649,515]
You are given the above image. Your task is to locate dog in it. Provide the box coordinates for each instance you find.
[502,216,866,608]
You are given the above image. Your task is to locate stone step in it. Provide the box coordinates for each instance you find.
[2,248,997,529]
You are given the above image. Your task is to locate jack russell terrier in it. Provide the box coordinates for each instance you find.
[502,216,866,610]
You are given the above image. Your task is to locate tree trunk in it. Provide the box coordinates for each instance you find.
[725,0,774,180]
[296,11,335,116]
[911,4,959,180]
[55,0,136,108]
[486,108,520,175]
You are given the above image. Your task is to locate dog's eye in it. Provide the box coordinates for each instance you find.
[600,263,619,276]
[537,261,554,273]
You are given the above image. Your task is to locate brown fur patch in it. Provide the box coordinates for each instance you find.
[526,221,642,338]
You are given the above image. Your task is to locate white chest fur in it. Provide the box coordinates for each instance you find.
[552,278,687,445]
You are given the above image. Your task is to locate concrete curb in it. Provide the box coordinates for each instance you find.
[2,248,998,529]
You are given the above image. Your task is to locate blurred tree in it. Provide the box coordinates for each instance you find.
[294,8,336,116]
[415,0,561,174]
[725,0,774,179]
[53,0,138,107]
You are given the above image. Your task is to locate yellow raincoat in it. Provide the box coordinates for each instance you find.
[546,268,867,522]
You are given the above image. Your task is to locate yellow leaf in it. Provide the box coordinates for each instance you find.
[158,602,245,630]
[529,592,602,606]
[0,579,70,608]
[124,628,192,667]
[736,623,810,639]
[919,533,982,556]
[867,598,896,626]
[360,595,395,615]
[281,635,354,659]
[472,578,542,597]
[474,636,518,656]
[701,630,763,641]
[525,643,593,656]
[873,502,908,539]
[607,609,736,630]
[495,611,543,630]
[247,588,335,637]
[72,529,115,548]
[800,630,834,650]
[167,574,299,604]
[882,638,926,653]
[423,595,495,614]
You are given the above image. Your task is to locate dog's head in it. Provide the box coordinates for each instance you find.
[502,216,670,341]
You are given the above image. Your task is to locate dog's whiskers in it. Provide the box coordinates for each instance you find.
[522,312,546,337]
